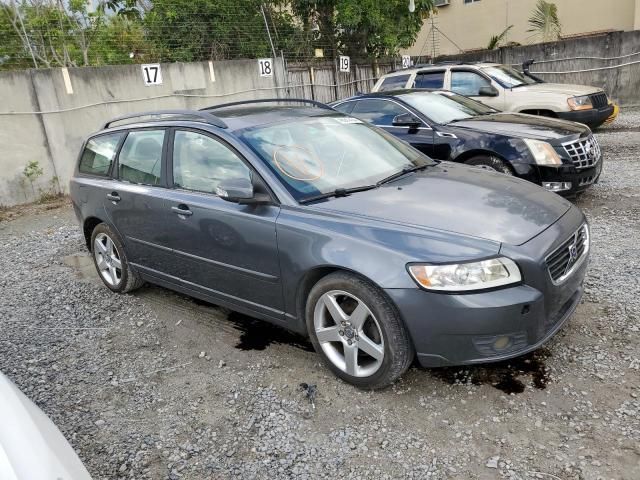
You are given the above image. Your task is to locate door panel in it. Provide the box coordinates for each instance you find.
[163,129,284,316]
[103,129,172,272]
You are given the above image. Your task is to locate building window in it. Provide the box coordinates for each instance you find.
[463,0,481,4]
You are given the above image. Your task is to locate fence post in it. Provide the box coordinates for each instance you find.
[309,66,315,100]
[333,58,340,102]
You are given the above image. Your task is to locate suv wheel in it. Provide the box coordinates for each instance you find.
[91,223,144,293]
[306,272,414,389]
[465,155,514,175]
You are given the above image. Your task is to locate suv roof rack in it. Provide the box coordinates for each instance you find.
[103,110,228,130]
[201,98,334,112]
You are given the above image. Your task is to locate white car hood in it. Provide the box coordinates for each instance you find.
[0,373,92,480]
[512,82,602,97]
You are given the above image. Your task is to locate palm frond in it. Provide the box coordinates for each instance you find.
[527,0,561,42]
[488,24,513,50]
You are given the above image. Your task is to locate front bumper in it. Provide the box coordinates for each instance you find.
[387,207,589,367]
[513,157,602,197]
[556,104,614,129]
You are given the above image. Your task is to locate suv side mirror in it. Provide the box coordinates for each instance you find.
[216,176,271,205]
[478,86,499,97]
[392,113,422,127]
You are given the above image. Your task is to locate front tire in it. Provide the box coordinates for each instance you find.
[465,155,514,175]
[306,272,414,389]
[90,223,144,293]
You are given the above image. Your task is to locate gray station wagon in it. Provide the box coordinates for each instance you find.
[70,99,590,389]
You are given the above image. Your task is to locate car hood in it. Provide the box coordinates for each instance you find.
[511,82,603,97]
[312,162,572,246]
[0,373,93,480]
[449,112,589,141]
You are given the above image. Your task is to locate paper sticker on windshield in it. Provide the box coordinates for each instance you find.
[334,117,363,124]
[434,91,454,96]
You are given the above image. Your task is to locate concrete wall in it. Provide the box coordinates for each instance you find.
[0,59,286,206]
[436,30,640,106]
[410,0,640,56]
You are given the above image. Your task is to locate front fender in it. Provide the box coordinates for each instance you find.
[276,206,500,319]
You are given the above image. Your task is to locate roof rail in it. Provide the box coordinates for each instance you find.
[200,98,334,112]
[103,110,228,130]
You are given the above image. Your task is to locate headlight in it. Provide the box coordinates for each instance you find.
[567,95,593,111]
[407,257,521,292]
[523,138,562,166]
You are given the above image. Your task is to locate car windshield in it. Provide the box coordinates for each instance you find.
[482,65,536,88]
[399,91,497,124]
[239,115,433,201]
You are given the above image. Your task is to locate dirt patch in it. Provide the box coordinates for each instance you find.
[0,195,70,223]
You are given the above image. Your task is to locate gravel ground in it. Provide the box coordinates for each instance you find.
[1,113,639,480]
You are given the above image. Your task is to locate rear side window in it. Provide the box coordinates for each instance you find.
[378,74,411,92]
[333,101,356,114]
[414,71,445,89]
[78,133,123,176]
[117,130,165,185]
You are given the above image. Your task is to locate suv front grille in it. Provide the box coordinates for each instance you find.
[546,225,589,284]
[563,135,601,169]
[589,92,608,109]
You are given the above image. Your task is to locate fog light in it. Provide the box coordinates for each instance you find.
[493,336,512,350]
[542,181,572,192]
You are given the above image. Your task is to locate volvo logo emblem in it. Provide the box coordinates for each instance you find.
[565,235,579,275]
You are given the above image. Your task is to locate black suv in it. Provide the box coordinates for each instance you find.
[332,90,603,196]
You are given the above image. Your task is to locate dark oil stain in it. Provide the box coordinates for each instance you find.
[430,348,550,394]
[188,296,314,352]
[226,312,314,352]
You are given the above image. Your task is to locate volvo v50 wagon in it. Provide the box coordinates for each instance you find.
[70,100,590,389]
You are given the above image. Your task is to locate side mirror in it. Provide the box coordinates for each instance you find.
[478,86,499,97]
[392,113,422,127]
[216,176,271,205]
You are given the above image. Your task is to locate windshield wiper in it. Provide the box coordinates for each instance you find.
[299,185,377,204]
[376,164,429,187]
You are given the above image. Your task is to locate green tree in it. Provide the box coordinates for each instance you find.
[145,0,299,62]
[291,0,434,59]
[528,0,561,43]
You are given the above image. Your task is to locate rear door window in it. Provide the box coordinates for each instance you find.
[413,71,445,89]
[117,130,165,185]
[78,133,124,176]
[351,99,413,126]
[378,74,411,92]
[333,101,356,114]
[450,70,492,96]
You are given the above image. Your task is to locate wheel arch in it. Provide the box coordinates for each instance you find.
[294,265,409,338]
[453,149,508,164]
[83,216,104,250]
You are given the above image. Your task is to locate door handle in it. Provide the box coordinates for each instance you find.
[106,192,121,202]
[171,205,193,216]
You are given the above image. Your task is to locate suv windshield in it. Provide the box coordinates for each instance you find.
[399,91,497,124]
[239,115,433,201]
[481,65,536,88]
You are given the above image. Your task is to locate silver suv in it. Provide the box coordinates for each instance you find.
[372,62,616,128]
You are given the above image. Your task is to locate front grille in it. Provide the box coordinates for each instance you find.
[546,225,589,283]
[589,92,608,109]
[563,135,601,169]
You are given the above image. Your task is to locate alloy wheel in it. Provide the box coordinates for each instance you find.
[93,232,123,287]
[313,290,384,377]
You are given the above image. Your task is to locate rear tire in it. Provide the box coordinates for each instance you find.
[305,272,414,390]
[465,155,514,175]
[90,223,144,293]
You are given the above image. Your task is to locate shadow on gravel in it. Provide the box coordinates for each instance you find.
[429,348,551,394]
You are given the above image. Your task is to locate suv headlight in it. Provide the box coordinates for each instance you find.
[408,257,522,292]
[523,139,562,166]
[567,95,593,111]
